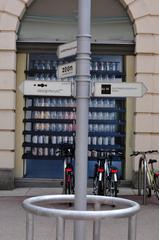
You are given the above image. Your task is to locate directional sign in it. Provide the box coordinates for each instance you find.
[57,41,77,59]
[94,82,148,97]
[19,80,72,96]
[57,61,76,79]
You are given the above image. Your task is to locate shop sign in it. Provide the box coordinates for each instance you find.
[94,82,148,98]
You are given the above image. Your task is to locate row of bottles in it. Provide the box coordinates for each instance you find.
[30,135,115,146]
[30,60,58,70]
[31,144,118,158]
[89,136,115,146]
[33,98,75,107]
[30,73,121,82]
[31,111,117,121]
[30,59,120,72]
[27,97,118,108]
[30,135,115,157]
[32,111,76,120]
[31,135,74,145]
[33,123,75,132]
[28,123,117,132]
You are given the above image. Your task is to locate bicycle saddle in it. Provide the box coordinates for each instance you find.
[148,159,157,164]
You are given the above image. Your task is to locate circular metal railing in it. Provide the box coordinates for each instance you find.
[22,194,140,240]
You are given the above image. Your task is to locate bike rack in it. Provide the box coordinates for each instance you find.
[138,158,147,205]
[22,195,140,240]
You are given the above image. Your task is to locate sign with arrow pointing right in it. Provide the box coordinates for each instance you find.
[93,82,148,98]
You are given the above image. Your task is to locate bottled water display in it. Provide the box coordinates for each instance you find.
[24,53,124,181]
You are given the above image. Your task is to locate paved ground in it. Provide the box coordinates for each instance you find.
[0,187,159,240]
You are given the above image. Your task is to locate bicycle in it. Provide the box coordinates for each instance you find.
[56,144,75,194]
[92,149,122,197]
[130,150,159,203]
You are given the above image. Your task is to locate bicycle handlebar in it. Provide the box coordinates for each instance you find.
[91,149,123,158]
[130,150,159,157]
[56,144,75,157]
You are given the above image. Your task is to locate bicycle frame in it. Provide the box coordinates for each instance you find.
[93,150,120,197]
[131,150,159,204]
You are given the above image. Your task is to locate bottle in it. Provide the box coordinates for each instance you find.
[50,148,54,156]
[38,135,43,144]
[32,147,37,156]
[103,137,108,145]
[93,124,98,132]
[51,136,56,144]
[88,136,91,145]
[44,148,48,156]
[32,135,38,143]
[38,148,43,156]
[43,136,49,144]
[98,137,103,145]
[92,137,97,145]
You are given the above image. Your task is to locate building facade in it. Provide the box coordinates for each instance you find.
[0,0,159,189]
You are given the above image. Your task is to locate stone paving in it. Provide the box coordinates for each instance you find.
[0,187,159,240]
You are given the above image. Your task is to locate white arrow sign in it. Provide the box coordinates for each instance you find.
[19,80,72,96]
[57,41,77,59]
[57,61,76,79]
[94,82,148,98]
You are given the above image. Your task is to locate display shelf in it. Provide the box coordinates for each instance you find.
[25,69,56,75]
[23,130,75,136]
[24,106,76,111]
[23,119,75,123]
[22,53,126,178]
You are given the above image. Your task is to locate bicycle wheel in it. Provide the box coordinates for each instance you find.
[154,174,159,200]
[105,176,111,196]
[93,174,104,195]
[109,173,118,197]
[93,175,98,195]
[98,179,104,195]
[64,173,69,194]
[65,173,74,194]
[70,173,75,194]
[111,180,118,197]
[146,169,152,197]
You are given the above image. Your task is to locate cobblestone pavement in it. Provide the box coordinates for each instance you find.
[0,188,159,240]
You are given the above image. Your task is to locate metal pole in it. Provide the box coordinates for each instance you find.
[128,215,137,240]
[56,217,65,240]
[74,0,91,240]
[143,159,147,205]
[138,159,142,196]
[93,202,101,240]
[26,213,34,240]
